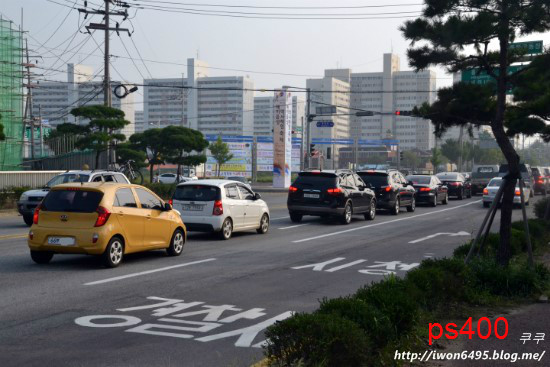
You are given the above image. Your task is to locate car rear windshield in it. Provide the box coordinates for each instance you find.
[42,190,103,212]
[173,185,221,201]
[293,173,337,188]
[46,174,90,187]
[488,179,503,187]
[532,168,540,175]
[407,176,431,184]
[357,173,388,188]
[499,164,528,173]
[476,167,495,173]
[437,173,459,181]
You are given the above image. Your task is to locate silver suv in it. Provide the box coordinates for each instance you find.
[17,170,129,226]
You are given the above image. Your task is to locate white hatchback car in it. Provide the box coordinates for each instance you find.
[154,173,197,184]
[171,180,270,240]
[482,177,531,208]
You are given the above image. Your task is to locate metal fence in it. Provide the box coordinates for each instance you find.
[0,170,64,189]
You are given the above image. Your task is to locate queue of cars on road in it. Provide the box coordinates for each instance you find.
[22,165,548,268]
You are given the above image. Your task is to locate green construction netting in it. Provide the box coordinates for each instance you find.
[0,17,23,171]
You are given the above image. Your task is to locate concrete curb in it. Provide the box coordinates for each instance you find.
[0,210,18,218]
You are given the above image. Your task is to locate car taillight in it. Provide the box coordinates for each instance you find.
[483,188,488,195]
[419,187,431,192]
[33,204,41,225]
[327,188,342,195]
[515,189,521,196]
[289,186,298,193]
[538,179,544,184]
[450,182,461,186]
[169,199,173,206]
[94,206,111,227]
[382,186,392,192]
[213,200,223,216]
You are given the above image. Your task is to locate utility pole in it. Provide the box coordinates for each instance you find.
[305,88,311,170]
[80,0,130,168]
[23,39,35,163]
[80,1,130,107]
[458,125,464,172]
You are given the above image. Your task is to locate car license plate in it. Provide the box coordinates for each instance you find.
[181,204,204,211]
[47,237,75,246]
[304,193,320,199]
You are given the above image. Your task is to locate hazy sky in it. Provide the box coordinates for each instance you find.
[2,0,549,110]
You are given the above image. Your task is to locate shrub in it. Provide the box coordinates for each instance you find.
[318,297,392,349]
[144,183,176,199]
[405,258,472,310]
[469,258,549,297]
[265,312,371,367]
[354,276,419,337]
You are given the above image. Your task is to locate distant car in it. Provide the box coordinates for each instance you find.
[153,173,196,184]
[28,183,185,267]
[531,166,549,195]
[171,180,269,240]
[357,169,416,215]
[435,172,472,199]
[287,170,377,224]
[471,165,500,195]
[482,177,531,208]
[227,176,252,188]
[17,171,130,226]
[498,163,534,197]
[406,175,448,207]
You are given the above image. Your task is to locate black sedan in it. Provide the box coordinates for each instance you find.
[406,175,448,207]
[435,172,472,199]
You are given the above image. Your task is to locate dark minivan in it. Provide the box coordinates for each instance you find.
[287,170,376,224]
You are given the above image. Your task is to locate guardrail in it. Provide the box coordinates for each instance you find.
[0,171,65,189]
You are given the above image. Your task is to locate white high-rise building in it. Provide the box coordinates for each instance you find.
[306,70,351,168]
[349,54,436,151]
[196,76,254,135]
[134,111,144,133]
[143,77,187,129]
[32,63,135,137]
[253,95,305,137]
[253,96,274,136]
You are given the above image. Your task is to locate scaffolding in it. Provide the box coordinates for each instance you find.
[0,16,23,171]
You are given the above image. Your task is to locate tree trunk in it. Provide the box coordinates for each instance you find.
[177,163,182,183]
[95,150,101,170]
[492,20,519,266]
[150,163,154,183]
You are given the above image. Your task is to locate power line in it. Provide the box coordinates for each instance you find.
[36,0,78,51]
[131,0,423,10]
[129,33,153,79]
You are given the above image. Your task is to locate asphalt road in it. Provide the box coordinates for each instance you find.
[0,193,541,367]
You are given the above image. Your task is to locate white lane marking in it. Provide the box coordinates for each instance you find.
[408,231,470,244]
[293,200,481,243]
[278,223,309,230]
[325,259,367,272]
[270,216,290,221]
[84,258,216,286]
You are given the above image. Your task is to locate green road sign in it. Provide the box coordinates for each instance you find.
[509,41,543,55]
[461,65,525,94]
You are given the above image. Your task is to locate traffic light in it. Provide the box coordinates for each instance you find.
[395,110,413,116]
[310,144,315,156]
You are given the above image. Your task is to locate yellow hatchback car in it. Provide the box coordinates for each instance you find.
[28,183,186,268]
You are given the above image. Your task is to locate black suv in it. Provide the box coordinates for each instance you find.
[356,170,416,215]
[287,170,376,224]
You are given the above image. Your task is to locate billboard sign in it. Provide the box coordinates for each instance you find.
[273,90,293,188]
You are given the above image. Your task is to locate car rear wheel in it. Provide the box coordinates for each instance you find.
[102,236,124,268]
[442,193,449,205]
[483,202,490,208]
[289,213,303,223]
[390,198,400,215]
[257,214,269,234]
[23,215,33,226]
[467,189,472,198]
[340,202,353,224]
[30,250,53,264]
[219,218,233,240]
[431,195,437,207]
[458,189,464,200]
[364,200,376,220]
[407,197,416,212]
[167,229,185,256]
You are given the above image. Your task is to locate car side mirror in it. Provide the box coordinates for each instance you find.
[254,192,262,200]
[164,202,172,211]
[408,181,414,186]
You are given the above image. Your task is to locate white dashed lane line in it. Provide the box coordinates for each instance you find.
[278,223,310,230]
[293,200,481,243]
[84,258,217,286]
